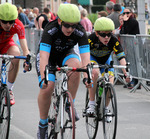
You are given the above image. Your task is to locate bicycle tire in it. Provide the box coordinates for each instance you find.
[61,91,75,139]
[0,86,11,139]
[48,91,59,139]
[85,88,99,139]
[102,83,117,139]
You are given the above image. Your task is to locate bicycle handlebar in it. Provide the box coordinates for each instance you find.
[92,61,130,72]
[44,61,130,85]
[0,54,27,60]
[44,64,92,85]
[0,54,32,73]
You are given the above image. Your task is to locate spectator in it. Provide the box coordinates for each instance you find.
[64,0,71,4]
[77,3,83,11]
[28,12,36,25]
[120,7,141,89]
[34,7,50,30]
[25,8,31,17]
[120,7,140,35]
[113,14,124,36]
[120,2,125,14]
[107,3,122,29]
[17,6,34,28]
[106,1,114,15]
[49,11,56,21]
[80,8,93,35]
[97,11,108,18]
[33,7,40,17]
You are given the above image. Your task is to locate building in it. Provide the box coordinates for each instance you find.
[14,0,78,14]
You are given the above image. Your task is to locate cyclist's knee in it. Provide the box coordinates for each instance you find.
[92,69,99,80]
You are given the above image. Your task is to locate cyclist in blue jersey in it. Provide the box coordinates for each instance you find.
[86,17,130,117]
[36,4,91,139]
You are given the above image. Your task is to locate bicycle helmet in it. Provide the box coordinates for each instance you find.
[94,17,115,31]
[0,3,18,21]
[57,4,81,23]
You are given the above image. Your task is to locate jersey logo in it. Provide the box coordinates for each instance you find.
[74,29,84,37]
[113,41,120,52]
[47,27,58,35]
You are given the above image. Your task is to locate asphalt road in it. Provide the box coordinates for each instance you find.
[8,65,150,139]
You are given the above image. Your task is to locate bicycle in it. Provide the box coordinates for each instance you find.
[44,64,92,139]
[82,62,129,139]
[0,54,31,139]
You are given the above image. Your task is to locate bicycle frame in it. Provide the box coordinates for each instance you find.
[0,54,31,139]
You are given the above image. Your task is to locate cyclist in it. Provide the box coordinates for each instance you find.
[35,4,91,139]
[86,17,130,117]
[0,3,30,105]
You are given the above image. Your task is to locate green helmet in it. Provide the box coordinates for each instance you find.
[57,4,81,23]
[94,17,115,31]
[0,3,18,21]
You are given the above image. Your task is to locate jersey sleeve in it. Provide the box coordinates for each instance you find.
[78,31,90,54]
[113,38,125,60]
[15,19,26,40]
[39,27,52,53]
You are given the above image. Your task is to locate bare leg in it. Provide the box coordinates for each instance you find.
[38,81,55,119]
[89,68,99,101]
[7,46,20,83]
[65,58,81,99]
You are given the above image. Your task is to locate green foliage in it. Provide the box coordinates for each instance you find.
[87,13,98,24]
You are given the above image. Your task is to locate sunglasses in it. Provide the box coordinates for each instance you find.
[97,32,112,38]
[1,20,15,24]
[123,12,130,15]
[61,22,77,29]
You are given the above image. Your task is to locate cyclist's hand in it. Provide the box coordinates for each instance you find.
[83,78,93,88]
[39,79,48,89]
[23,62,32,72]
[124,73,132,83]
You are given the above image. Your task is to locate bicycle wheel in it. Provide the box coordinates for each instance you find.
[61,91,75,139]
[0,86,11,139]
[48,91,59,139]
[102,83,117,139]
[85,88,99,139]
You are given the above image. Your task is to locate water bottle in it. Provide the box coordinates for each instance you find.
[99,83,103,97]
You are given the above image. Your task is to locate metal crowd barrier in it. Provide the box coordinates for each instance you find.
[13,28,150,92]
[114,34,150,92]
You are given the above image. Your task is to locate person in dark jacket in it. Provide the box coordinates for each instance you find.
[120,7,140,89]
[120,7,140,35]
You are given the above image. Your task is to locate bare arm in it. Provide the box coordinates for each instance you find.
[38,17,44,30]
[40,51,50,80]
[80,52,91,78]
[19,39,30,56]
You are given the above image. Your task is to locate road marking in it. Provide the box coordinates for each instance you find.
[10,125,34,139]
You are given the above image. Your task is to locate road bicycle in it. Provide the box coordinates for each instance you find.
[44,64,92,139]
[0,54,31,139]
[82,62,129,139]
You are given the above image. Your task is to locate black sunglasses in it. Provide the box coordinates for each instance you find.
[123,12,130,15]
[61,22,77,29]
[97,32,112,38]
[1,20,15,24]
